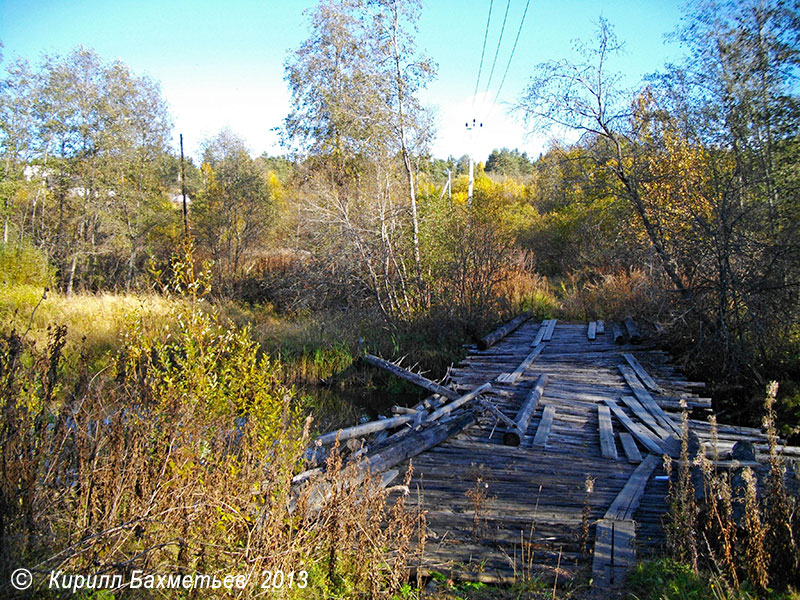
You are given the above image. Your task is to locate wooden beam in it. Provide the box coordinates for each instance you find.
[591,518,637,589]
[532,405,556,447]
[542,319,557,341]
[588,321,597,340]
[604,454,660,521]
[496,343,546,384]
[596,320,605,334]
[598,404,619,460]
[364,353,459,400]
[478,312,532,350]
[531,320,547,346]
[504,373,549,446]
[618,394,671,440]
[619,432,643,464]
[603,399,672,456]
[622,353,663,393]
[618,365,682,437]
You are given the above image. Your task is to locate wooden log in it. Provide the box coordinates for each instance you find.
[478,312,532,350]
[364,353,459,400]
[619,432,643,464]
[504,373,549,446]
[496,343,546,384]
[365,410,477,474]
[623,317,642,343]
[427,382,493,421]
[475,396,518,431]
[533,405,556,447]
[622,353,662,393]
[596,320,605,334]
[316,414,413,445]
[588,321,597,341]
[598,404,619,460]
[612,323,625,344]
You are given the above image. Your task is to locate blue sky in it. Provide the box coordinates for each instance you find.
[0,0,684,161]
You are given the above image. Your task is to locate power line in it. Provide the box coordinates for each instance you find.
[472,0,494,110]
[482,0,512,100]
[486,0,532,121]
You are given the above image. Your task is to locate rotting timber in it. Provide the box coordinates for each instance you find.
[300,317,800,588]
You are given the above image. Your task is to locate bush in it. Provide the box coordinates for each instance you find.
[0,242,54,287]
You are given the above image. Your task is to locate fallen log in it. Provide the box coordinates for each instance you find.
[612,323,625,344]
[478,312,532,350]
[364,353,459,400]
[623,317,642,343]
[315,414,413,446]
[504,373,549,446]
[427,382,493,421]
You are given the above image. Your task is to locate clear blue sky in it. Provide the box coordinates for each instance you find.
[0,0,684,161]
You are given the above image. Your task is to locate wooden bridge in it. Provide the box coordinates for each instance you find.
[303,315,798,588]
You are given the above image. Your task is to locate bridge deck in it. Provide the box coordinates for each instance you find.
[401,320,705,584]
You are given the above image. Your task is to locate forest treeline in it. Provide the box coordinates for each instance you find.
[1,0,799,417]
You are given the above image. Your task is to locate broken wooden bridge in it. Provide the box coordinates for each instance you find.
[303,314,799,587]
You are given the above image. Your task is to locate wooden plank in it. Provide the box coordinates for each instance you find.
[598,404,619,460]
[542,319,557,342]
[533,405,556,447]
[596,320,605,334]
[618,365,682,437]
[604,454,660,521]
[496,343,546,384]
[623,317,642,343]
[603,399,672,456]
[504,373,548,446]
[622,353,663,393]
[619,432,643,464]
[591,518,637,589]
[588,321,597,341]
[612,323,625,344]
[531,320,547,346]
[618,395,671,440]
[478,312,532,350]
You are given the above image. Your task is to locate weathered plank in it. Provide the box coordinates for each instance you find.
[604,454,660,521]
[542,319,558,342]
[531,320,547,346]
[591,518,637,589]
[619,432,643,464]
[496,343,546,384]
[618,364,682,437]
[618,394,671,440]
[598,404,619,460]
[588,321,597,341]
[504,373,548,446]
[622,353,663,393]
[478,312,532,350]
[596,320,605,334]
[533,405,556,447]
[603,399,672,456]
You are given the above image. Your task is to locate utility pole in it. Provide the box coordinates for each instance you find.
[466,119,482,207]
[180,134,189,238]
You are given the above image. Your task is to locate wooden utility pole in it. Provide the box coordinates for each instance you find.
[180,134,189,238]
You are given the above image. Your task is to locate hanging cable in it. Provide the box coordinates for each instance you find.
[482,0,512,101]
[472,0,494,110]
[485,0,532,121]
